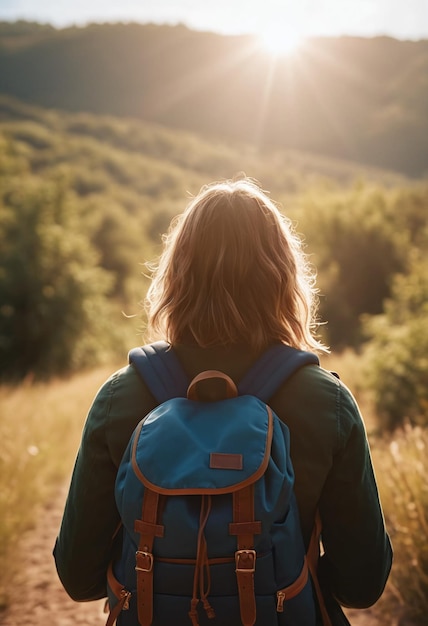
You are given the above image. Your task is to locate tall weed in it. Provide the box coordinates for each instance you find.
[371,424,428,625]
[323,351,428,624]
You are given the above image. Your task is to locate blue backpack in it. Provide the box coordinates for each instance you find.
[106,342,328,626]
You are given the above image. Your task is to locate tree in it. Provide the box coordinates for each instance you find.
[0,176,121,379]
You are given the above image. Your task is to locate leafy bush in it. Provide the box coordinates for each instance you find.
[363,252,428,430]
[296,184,407,347]
[0,176,124,379]
[5,120,57,150]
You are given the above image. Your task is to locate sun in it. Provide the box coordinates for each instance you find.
[258,24,306,57]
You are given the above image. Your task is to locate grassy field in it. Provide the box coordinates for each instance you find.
[0,353,426,623]
[0,364,117,608]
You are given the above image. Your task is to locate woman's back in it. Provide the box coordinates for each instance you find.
[54,177,392,624]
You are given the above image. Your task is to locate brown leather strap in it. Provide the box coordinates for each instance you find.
[105,595,130,626]
[187,370,238,400]
[235,549,257,626]
[105,563,131,626]
[276,556,309,612]
[229,521,262,536]
[307,510,333,626]
[231,486,259,626]
[134,489,162,626]
[231,485,259,548]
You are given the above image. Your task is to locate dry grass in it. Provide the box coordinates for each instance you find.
[319,351,428,624]
[370,425,428,625]
[0,364,118,607]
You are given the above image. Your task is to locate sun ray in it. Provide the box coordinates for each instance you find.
[258,25,306,57]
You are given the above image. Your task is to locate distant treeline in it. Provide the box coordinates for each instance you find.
[0,21,427,177]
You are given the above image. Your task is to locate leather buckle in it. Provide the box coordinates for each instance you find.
[235,549,256,573]
[135,550,154,572]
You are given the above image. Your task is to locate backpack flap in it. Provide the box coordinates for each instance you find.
[131,393,274,494]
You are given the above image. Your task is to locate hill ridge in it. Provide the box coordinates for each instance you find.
[0,22,427,176]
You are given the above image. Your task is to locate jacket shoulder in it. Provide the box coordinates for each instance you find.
[89,363,158,467]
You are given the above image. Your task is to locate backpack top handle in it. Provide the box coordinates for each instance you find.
[187,370,238,401]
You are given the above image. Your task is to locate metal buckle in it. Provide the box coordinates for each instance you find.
[235,549,256,573]
[135,550,154,572]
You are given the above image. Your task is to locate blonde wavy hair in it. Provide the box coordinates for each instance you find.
[146,178,326,353]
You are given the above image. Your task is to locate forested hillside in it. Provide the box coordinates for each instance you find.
[0,21,427,176]
[0,94,426,399]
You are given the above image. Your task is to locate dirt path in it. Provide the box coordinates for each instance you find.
[0,485,381,626]
[0,485,105,626]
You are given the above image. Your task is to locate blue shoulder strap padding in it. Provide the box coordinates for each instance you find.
[237,344,319,402]
[129,341,319,404]
[128,341,188,404]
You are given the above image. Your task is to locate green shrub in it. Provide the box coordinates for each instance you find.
[363,252,428,430]
[296,184,407,348]
[0,176,125,379]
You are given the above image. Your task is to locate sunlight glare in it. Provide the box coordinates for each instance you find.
[259,23,306,57]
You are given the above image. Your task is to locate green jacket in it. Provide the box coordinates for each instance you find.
[54,343,392,623]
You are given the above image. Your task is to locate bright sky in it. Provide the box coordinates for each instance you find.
[1,0,428,42]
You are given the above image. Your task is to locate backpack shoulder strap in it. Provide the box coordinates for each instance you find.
[238,343,319,402]
[128,341,188,404]
[129,342,319,405]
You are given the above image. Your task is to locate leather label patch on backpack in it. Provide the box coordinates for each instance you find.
[210,453,243,470]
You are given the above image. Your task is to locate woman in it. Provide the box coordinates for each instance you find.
[54,177,392,624]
